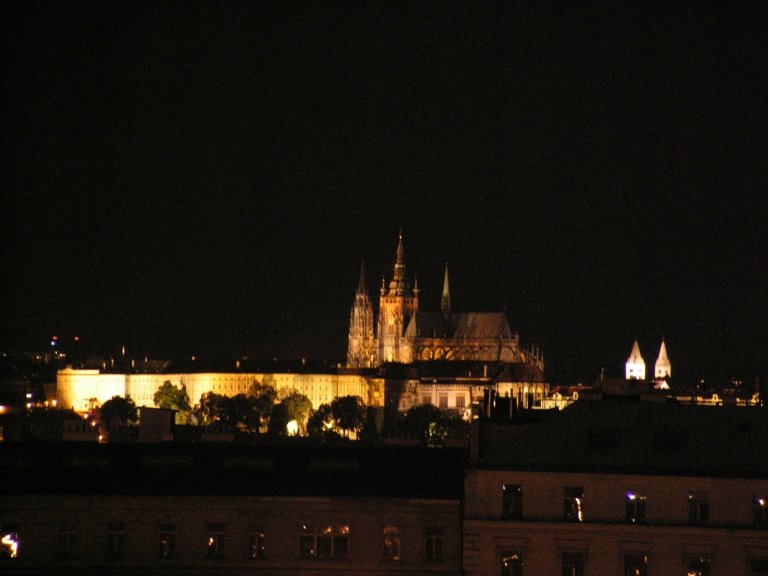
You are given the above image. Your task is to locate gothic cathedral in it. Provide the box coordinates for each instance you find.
[347,232,544,371]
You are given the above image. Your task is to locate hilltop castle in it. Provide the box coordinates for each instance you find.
[347,232,544,370]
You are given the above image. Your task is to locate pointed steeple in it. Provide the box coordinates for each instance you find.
[441,263,451,319]
[356,259,367,294]
[387,230,412,295]
[655,338,671,378]
[625,339,646,380]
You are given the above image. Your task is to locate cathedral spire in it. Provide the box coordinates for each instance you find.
[655,337,671,378]
[388,230,411,295]
[625,339,646,380]
[357,259,367,294]
[441,263,451,319]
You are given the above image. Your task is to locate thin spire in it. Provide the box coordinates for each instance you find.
[357,259,367,294]
[441,262,451,319]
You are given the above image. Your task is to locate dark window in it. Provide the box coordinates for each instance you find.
[686,556,711,576]
[500,550,523,576]
[59,527,78,559]
[502,484,523,520]
[383,526,400,561]
[625,493,646,524]
[624,553,648,576]
[206,523,225,559]
[752,558,768,576]
[107,522,126,560]
[754,496,768,528]
[561,551,585,576]
[248,526,266,560]
[688,493,709,526]
[425,527,443,562]
[158,523,176,559]
[564,487,584,522]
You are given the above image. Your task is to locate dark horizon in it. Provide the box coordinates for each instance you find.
[2,3,766,385]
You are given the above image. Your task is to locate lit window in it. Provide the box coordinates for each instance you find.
[688,493,709,526]
[422,396,432,405]
[248,526,266,560]
[686,555,711,576]
[623,553,648,576]
[501,550,523,576]
[625,492,646,524]
[754,496,768,528]
[383,526,400,561]
[438,395,448,409]
[424,527,443,562]
[0,524,19,559]
[502,484,523,520]
[561,551,585,576]
[206,523,225,559]
[59,526,78,559]
[299,524,349,560]
[564,487,584,522]
[107,522,126,560]
[456,396,465,409]
[158,523,176,559]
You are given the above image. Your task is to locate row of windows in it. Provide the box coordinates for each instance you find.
[500,551,768,576]
[1,523,445,563]
[501,484,768,527]
[422,394,467,409]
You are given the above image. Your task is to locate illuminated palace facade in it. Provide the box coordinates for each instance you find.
[347,232,544,370]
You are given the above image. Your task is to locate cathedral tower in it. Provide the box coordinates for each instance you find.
[625,339,646,380]
[654,338,671,378]
[346,261,376,367]
[441,263,451,320]
[377,232,419,363]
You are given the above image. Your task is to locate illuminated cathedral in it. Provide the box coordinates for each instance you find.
[347,233,544,370]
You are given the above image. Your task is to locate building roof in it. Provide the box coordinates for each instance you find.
[451,312,513,339]
[405,311,451,338]
[475,399,768,478]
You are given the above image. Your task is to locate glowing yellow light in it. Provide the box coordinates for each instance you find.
[1,533,18,558]
[286,420,299,436]
[759,498,766,507]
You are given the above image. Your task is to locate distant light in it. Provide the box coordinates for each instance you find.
[286,420,299,436]
[73,336,80,342]
[759,498,766,507]
[627,493,636,500]
[1,533,19,558]
[52,335,58,340]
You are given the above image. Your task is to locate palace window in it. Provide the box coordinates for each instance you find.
[422,395,432,405]
[500,550,523,576]
[383,526,401,561]
[107,522,126,560]
[158,523,176,559]
[686,555,711,576]
[424,527,444,562]
[455,395,465,409]
[0,523,20,559]
[206,523,226,559]
[561,552,585,576]
[688,493,709,526]
[248,525,266,559]
[625,492,646,524]
[754,496,768,528]
[623,553,648,576]
[299,523,349,560]
[502,484,523,520]
[563,487,584,522]
[438,394,448,409]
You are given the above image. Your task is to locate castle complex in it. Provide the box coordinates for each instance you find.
[347,232,544,370]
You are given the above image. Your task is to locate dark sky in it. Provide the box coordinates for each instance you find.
[2,2,767,384]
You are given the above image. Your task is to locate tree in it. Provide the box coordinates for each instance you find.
[331,395,366,438]
[99,395,138,431]
[271,389,312,435]
[247,381,277,432]
[195,392,229,426]
[307,403,336,439]
[153,381,192,423]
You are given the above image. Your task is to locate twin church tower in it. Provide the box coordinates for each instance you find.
[347,232,543,370]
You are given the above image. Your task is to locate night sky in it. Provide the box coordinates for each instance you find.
[2,3,767,384]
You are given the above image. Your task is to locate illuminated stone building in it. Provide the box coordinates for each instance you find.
[625,339,672,381]
[348,232,544,369]
[464,400,768,576]
[654,338,671,379]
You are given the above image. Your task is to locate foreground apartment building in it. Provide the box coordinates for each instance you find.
[1,396,766,575]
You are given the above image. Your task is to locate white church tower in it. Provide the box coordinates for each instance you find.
[654,338,671,378]
[625,339,646,380]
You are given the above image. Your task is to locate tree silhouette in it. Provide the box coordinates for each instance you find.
[100,395,138,431]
